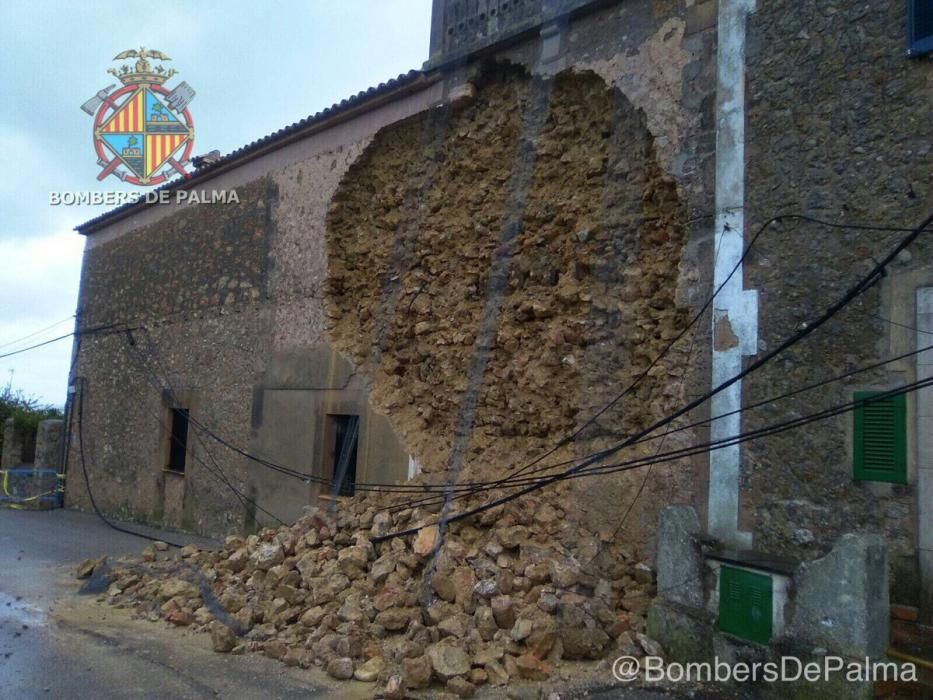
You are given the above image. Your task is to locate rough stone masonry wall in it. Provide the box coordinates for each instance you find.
[742,0,933,600]
[67,179,279,536]
[325,65,696,549]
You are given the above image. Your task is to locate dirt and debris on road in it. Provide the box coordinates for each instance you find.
[0,508,343,699]
[79,496,672,698]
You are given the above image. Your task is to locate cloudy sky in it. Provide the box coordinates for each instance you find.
[0,0,431,406]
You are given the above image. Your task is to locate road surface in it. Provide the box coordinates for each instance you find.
[0,507,735,699]
[0,507,338,699]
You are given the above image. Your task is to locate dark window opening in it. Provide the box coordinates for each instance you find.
[167,408,189,472]
[329,414,359,496]
[908,0,933,56]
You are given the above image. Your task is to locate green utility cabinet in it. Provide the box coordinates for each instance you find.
[718,565,773,644]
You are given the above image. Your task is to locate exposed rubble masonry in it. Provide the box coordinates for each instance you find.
[325,65,695,547]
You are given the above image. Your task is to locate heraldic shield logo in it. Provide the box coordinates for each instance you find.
[81,48,196,186]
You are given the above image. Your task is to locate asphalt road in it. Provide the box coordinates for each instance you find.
[0,508,740,700]
[0,507,339,700]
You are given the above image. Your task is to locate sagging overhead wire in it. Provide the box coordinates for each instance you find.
[371,210,933,542]
[0,315,76,351]
[62,212,927,510]
[386,213,924,511]
[122,309,933,506]
[0,323,123,360]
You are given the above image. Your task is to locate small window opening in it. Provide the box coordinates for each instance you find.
[167,408,189,472]
[329,414,359,496]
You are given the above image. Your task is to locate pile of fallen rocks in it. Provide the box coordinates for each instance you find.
[80,495,663,697]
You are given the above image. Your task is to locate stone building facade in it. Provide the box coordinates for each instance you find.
[67,0,931,672]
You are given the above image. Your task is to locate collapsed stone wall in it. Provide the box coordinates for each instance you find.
[325,66,694,546]
[87,500,663,695]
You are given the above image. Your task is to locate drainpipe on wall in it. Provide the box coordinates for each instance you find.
[707,0,758,550]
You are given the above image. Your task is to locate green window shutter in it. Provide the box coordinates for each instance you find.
[718,565,773,644]
[853,391,907,484]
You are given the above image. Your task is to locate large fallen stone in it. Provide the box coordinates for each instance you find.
[413,525,439,557]
[374,607,414,632]
[158,578,198,601]
[354,656,385,682]
[403,654,433,689]
[447,676,477,697]
[560,627,610,659]
[250,543,284,571]
[326,657,355,680]
[210,623,238,653]
[515,653,550,681]
[76,558,99,579]
[427,641,471,681]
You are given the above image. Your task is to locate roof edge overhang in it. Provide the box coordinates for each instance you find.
[76,70,441,236]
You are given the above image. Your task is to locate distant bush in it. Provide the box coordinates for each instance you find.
[0,381,64,458]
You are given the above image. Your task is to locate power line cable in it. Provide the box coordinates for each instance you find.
[408,213,919,505]
[123,331,287,527]
[562,376,933,484]
[383,332,933,513]
[383,375,933,502]
[0,322,130,360]
[0,315,75,351]
[372,210,933,542]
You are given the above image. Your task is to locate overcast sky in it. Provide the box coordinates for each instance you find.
[0,0,432,406]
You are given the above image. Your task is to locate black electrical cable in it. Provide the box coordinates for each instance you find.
[384,339,933,513]
[76,372,186,548]
[382,213,922,514]
[0,321,131,360]
[0,315,75,351]
[382,375,933,506]
[562,376,933,483]
[61,214,925,508]
[122,332,288,526]
[372,210,933,542]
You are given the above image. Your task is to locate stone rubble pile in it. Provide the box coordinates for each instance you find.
[81,496,662,697]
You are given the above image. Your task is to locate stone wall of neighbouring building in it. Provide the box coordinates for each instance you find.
[67,178,278,534]
[740,0,932,606]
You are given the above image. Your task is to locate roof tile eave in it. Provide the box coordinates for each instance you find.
[75,69,425,234]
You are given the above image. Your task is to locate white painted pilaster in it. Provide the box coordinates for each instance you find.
[707,0,757,550]
[916,288,933,618]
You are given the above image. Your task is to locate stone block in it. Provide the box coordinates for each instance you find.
[34,419,64,470]
[646,601,715,663]
[656,505,705,609]
[786,533,888,658]
[1,418,27,469]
